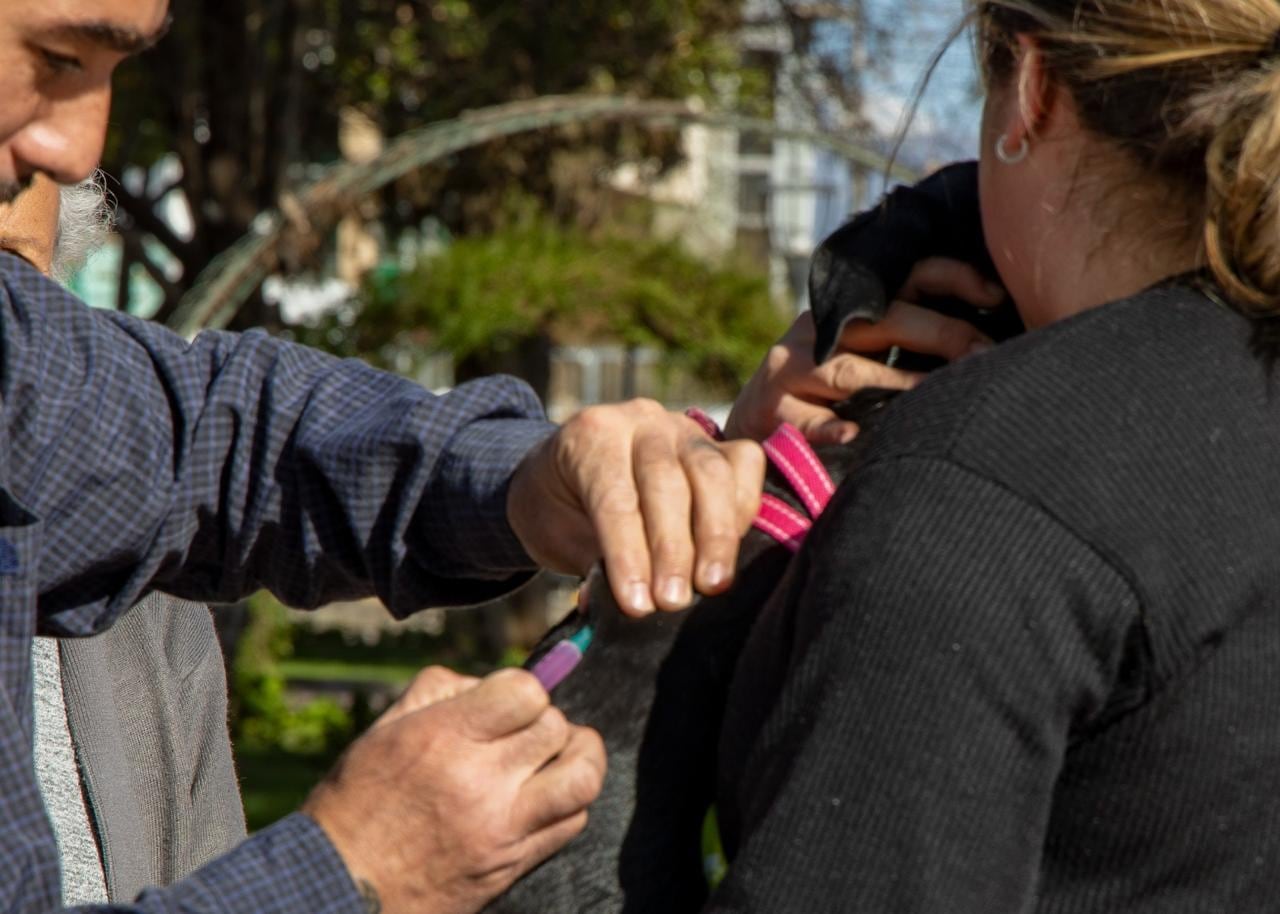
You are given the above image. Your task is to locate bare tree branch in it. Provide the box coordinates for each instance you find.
[109,179,197,270]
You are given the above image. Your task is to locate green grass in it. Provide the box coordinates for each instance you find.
[276,658,421,686]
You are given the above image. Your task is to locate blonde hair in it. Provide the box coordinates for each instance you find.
[973,0,1280,317]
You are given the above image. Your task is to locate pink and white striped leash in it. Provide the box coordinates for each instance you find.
[685,409,836,552]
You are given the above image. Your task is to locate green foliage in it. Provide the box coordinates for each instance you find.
[317,0,755,131]
[102,0,770,323]
[231,593,354,756]
[310,209,787,395]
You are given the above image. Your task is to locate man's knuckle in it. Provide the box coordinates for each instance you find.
[698,526,739,549]
[472,817,517,858]
[580,726,606,765]
[734,440,767,474]
[538,706,570,744]
[627,397,664,418]
[651,534,692,562]
[724,437,764,464]
[685,441,730,474]
[413,665,453,692]
[437,764,487,810]
[565,759,605,807]
[638,465,690,501]
[497,668,548,710]
[568,405,611,436]
[594,484,641,516]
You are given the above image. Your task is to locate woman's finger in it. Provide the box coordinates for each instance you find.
[897,256,1006,307]
[792,350,925,401]
[839,300,993,362]
[802,416,861,447]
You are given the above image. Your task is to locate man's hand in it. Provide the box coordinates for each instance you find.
[508,399,765,616]
[726,258,1005,445]
[304,667,606,914]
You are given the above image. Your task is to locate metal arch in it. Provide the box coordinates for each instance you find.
[169,95,916,336]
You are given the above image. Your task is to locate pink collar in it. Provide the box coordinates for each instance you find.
[685,410,836,552]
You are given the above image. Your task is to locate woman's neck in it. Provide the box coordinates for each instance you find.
[1009,141,1203,329]
[1020,226,1201,329]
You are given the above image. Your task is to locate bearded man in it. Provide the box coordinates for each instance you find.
[0,3,765,912]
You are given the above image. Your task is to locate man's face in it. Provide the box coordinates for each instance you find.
[0,0,169,201]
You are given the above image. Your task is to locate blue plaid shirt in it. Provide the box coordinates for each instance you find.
[0,252,556,912]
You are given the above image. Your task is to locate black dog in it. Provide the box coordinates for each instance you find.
[486,418,866,914]
[486,162,1011,914]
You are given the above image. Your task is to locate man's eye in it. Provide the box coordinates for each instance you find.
[39,49,84,75]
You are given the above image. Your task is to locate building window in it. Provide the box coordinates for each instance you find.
[738,173,771,224]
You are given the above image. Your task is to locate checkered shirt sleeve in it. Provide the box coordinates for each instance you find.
[124,815,364,913]
[0,251,556,911]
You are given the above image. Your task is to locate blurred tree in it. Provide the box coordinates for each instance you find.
[292,203,788,402]
[102,0,760,327]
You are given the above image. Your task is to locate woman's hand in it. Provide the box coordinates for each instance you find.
[726,258,1006,445]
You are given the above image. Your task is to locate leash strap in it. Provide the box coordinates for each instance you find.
[683,409,835,549]
[760,423,836,518]
[685,407,727,441]
[754,494,811,553]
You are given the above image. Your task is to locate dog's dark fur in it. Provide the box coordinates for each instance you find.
[486,163,1012,914]
[485,425,867,914]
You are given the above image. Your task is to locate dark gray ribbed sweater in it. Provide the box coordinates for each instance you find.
[711,279,1280,912]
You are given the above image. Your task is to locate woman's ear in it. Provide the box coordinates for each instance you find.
[1011,33,1056,142]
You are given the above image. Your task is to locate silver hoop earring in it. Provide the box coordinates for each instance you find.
[995,133,1029,165]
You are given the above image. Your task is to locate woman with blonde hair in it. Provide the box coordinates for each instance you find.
[706,1,1280,910]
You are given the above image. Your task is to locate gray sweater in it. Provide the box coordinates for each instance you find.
[34,593,247,904]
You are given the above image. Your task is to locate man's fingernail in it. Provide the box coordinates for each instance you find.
[704,562,728,589]
[965,340,993,358]
[660,576,691,608]
[984,282,1006,301]
[627,582,654,615]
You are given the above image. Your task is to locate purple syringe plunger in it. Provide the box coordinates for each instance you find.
[531,640,584,692]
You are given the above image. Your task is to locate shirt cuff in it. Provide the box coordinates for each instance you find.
[429,414,557,577]
[134,813,364,913]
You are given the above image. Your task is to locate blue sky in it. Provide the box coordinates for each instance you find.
[854,0,985,161]
[804,0,985,236]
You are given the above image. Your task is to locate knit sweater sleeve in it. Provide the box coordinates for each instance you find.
[708,456,1140,914]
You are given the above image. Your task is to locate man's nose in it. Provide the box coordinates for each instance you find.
[11,86,112,186]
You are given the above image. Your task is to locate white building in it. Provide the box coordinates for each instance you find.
[613,0,873,314]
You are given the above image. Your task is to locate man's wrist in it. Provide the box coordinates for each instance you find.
[145,812,367,913]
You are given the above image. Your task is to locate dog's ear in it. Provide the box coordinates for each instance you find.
[808,161,1021,367]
